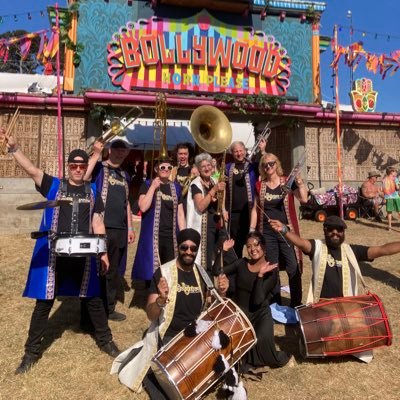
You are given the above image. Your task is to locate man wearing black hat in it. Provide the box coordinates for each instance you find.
[270,215,400,362]
[0,130,119,374]
[86,139,134,322]
[112,228,216,396]
[271,215,400,302]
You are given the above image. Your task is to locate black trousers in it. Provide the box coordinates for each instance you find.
[25,297,112,356]
[263,231,302,307]
[105,228,127,313]
[229,210,250,258]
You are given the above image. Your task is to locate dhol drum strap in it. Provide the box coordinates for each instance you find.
[195,263,224,303]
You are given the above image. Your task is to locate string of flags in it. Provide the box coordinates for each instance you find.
[331,41,400,79]
[0,10,46,24]
[337,25,400,43]
[0,29,60,73]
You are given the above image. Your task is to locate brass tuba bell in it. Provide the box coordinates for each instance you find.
[189,105,232,154]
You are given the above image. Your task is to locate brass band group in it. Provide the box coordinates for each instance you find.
[1,105,398,399]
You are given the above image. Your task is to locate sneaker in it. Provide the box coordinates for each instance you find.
[15,353,40,375]
[108,311,126,321]
[100,341,120,357]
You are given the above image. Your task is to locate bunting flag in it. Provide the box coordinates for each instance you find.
[331,41,400,79]
[0,29,60,65]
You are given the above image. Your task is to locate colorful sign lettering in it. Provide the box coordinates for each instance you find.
[107,11,291,95]
[350,78,378,112]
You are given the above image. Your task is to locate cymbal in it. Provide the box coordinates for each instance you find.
[16,200,71,210]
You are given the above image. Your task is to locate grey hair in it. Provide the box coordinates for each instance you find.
[194,152,212,168]
[229,141,246,153]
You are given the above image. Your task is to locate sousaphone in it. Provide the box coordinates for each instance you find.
[190,105,232,154]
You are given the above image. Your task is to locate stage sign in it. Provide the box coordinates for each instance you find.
[107,11,291,95]
[350,78,378,112]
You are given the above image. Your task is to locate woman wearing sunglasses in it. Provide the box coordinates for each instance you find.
[250,153,308,307]
[186,152,226,271]
[132,158,186,286]
[213,232,292,377]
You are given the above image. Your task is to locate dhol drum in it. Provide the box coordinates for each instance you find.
[296,293,392,357]
[152,298,256,400]
[54,234,107,257]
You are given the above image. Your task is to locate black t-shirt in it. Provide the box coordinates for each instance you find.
[39,173,104,233]
[95,163,129,229]
[150,267,203,338]
[309,240,370,298]
[175,166,191,187]
[191,183,218,227]
[230,162,249,212]
[261,181,298,233]
[140,181,181,236]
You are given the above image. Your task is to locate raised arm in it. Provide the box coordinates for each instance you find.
[138,178,160,212]
[367,241,400,260]
[84,140,104,181]
[1,130,43,187]
[293,175,309,204]
[269,219,312,255]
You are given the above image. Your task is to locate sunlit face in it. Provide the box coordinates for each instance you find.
[198,160,213,178]
[232,144,246,163]
[246,238,264,261]
[324,226,345,248]
[157,162,173,178]
[177,148,189,166]
[177,240,198,267]
[68,156,87,184]
[262,156,277,175]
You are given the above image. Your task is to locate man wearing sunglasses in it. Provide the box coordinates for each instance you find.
[85,138,134,322]
[112,228,219,397]
[132,157,186,288]
[0,131,119,374]
[270,215,400,362]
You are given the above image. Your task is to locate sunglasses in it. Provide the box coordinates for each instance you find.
[325,226,344,233]
[263,161,276,168]
[159,165,173,171]
[69,163,88,171]
[179,244,198,252]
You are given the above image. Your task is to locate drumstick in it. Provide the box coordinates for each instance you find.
[256,203,291,247]
[1,108,20,153]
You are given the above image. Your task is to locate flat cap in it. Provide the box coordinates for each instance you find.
[323,215,347,229]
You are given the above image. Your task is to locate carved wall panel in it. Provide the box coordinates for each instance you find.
[0,110,87,178]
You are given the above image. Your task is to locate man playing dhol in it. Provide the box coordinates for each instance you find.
[112,229,219,398]
[270,214,400,362]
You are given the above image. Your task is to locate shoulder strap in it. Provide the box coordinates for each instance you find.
[60,178,68,195]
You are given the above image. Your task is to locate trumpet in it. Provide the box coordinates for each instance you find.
[247,122,272,160]
[88,106,143,153]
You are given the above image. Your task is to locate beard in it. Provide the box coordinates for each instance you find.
[178,253,196,267]
[325,234,345,248]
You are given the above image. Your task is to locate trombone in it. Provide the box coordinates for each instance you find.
[247,121,271,160]
[1,107,20,154]
[88,106,143,154]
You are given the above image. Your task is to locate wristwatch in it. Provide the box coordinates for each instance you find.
[156,296,166,308]
[281,225,289,236]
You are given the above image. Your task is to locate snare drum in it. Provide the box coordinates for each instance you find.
[54,234,107,257]
[152,298,256,400]
[296,293,392,357]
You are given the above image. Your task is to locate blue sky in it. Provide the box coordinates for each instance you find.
[1,0,399,113]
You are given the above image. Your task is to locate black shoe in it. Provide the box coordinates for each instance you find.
[108,311,126,321]
[15,353,39,375]
[375,216,383,223]
[100,341,120,357]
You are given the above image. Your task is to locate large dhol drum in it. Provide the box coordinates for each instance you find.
[152,298,256,400]
[296,293,392,357]
[54,234,107,257]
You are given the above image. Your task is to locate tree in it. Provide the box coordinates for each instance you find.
[0,30,41,74]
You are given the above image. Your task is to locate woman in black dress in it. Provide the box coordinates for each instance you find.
[213,231,291,371]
